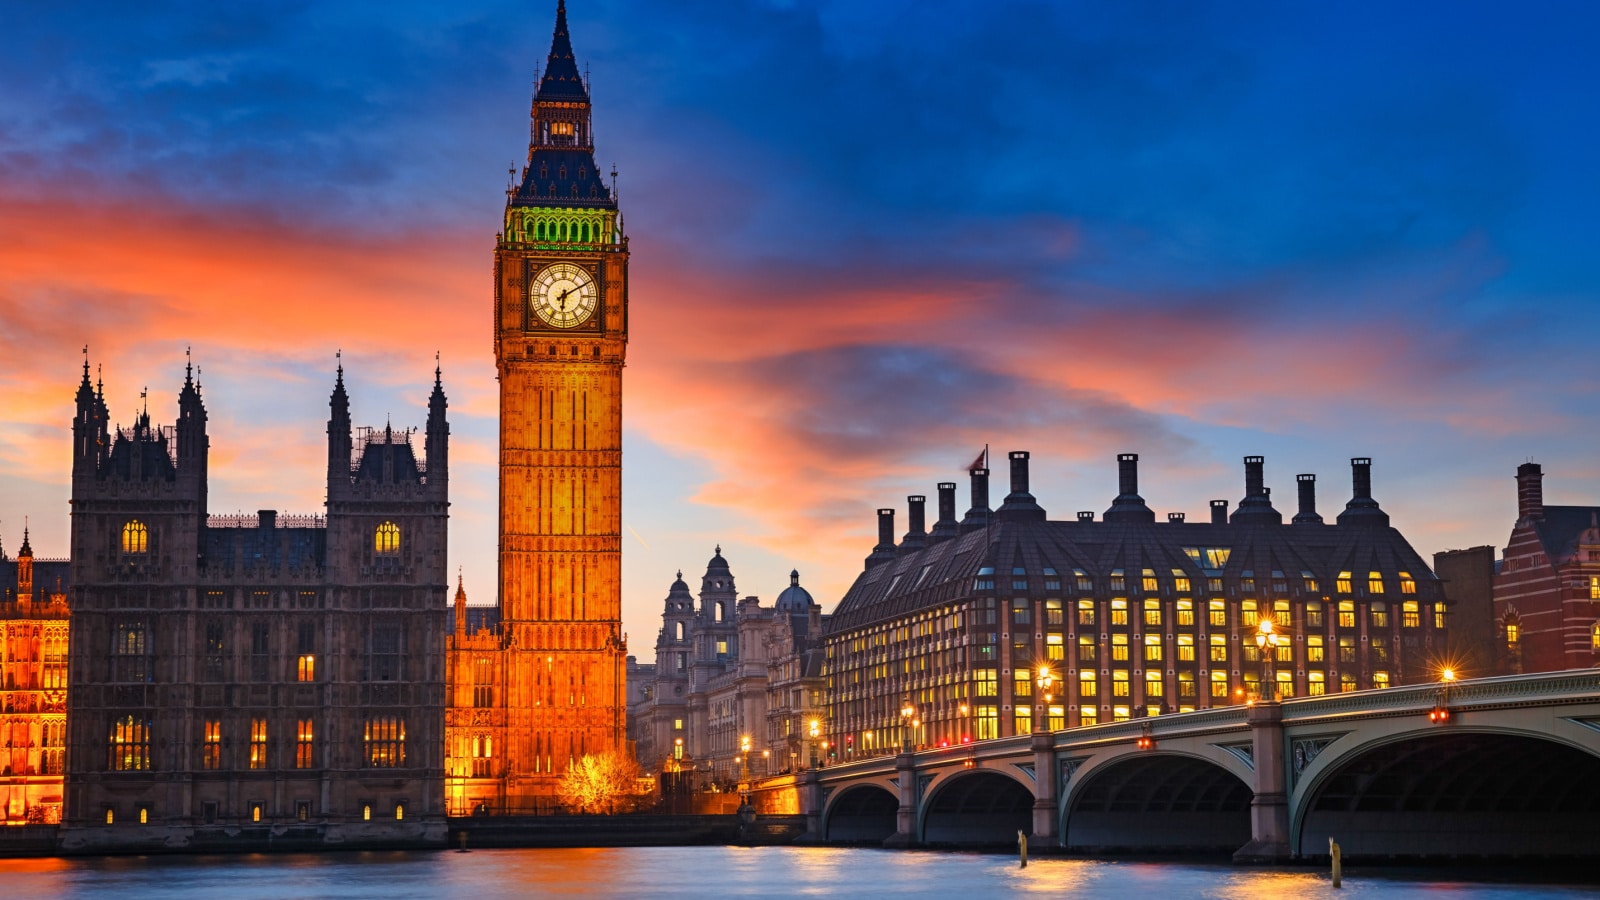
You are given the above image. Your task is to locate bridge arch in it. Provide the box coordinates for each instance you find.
[918,768,1033,847]
[1063,751,1252,854]
[822,783,898,844]
[1295,727,1600,859]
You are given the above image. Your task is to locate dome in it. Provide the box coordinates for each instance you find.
[667,570,692,596]
[705,544,731,573]
[774,569,814,612]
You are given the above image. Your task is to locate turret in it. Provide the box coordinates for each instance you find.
[175,350,209,512]
[426,355,449,492]
[454,572,468,637]
[327,355,352,487]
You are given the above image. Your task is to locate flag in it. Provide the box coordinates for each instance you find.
[965,445,988,471]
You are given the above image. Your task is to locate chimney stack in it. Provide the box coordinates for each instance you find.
[1104,453,1155,523]
[1293,473,1323,525]
[960,466,992,532]
[1168,512,1186,523]
[1230,457,1282,525]
[1077,511,1094,522]
[997,450,1046,522]
[930,482,960,542]
[1336,457,1389,527]
[1210,500,1229,524]
[900,495,929,553]
[866,508,897,567]
[1516,462,1545,524]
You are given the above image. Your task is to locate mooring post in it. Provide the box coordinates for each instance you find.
[1329,837,1342,888]
[1018,829,1028,868]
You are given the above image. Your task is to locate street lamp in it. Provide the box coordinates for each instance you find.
[739,734,751,782]
[1035,664,1055,733]
[900,701,915,752]
[1255,617,1281,702]
[808,719,821,769]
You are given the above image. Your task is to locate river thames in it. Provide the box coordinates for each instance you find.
[1,847,1594,899]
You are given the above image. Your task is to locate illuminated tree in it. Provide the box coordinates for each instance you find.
[558,750,642,814]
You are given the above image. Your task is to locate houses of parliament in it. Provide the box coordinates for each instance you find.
[0,2,627,846]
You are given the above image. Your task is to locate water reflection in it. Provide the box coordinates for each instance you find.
[0,847,1594,899]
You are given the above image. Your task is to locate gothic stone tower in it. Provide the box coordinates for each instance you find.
[495,1,628,805]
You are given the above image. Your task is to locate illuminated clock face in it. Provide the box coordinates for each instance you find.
[530,262,598,328]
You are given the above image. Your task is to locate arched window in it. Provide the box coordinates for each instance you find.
[122,520,148,554]
[715,602,725,624]
[375,522,401,555]
[1505,616,1520,646]
[1591,621,1600,652]
[675,621,685,641]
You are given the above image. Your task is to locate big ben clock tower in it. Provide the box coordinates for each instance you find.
[495,0,627,805]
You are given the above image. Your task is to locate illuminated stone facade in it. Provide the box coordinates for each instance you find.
[1492,463,1600,673]
[822,453,1449,761]
[633,554,826,787]
[61,358,449,851]
[444,1,629,813]
[0,530,69,825]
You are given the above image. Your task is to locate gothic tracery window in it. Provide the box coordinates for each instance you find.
[122,520,148,554]
[375,521,401,555]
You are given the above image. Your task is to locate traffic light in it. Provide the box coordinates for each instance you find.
[1428,706,1452,724]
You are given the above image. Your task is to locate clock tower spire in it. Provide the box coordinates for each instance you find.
[492,0,629,808]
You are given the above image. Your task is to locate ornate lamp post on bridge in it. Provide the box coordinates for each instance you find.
[808,718,821,769]
[900,700,915,753]
[1255,618,1282,702]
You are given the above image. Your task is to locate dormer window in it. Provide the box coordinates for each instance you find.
[558,165,568,180]
[579,166,587,180]
[539,163,549,179]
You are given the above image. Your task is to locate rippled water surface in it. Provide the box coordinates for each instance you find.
[2,847,1594,899]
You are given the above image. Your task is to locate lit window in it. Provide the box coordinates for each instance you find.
[110,715,151,771]
[1014,706,1032,734]
[1400,572,1416,594]
[298,654,316,682]
[1209,634,1228,662]
[1045,632,1064,660]
[1141,569,1159,593]
[1307,635,1325,662]
[396,804,405,821]
[1177,633,1194,661]
[250,719,268,769]
[1143,599,1162,626]
[1306,601,1324,628]
[365,717,406,767]
[105,808,115,825]
[1013,670,1032,698]
[1172,569,1191,594]
[1110,599,1128,626]
[139,807,149,825]
[1208,599,1226,627]
[1336,571,1353,594]
[1144,671,1164,697]
[251,803,262,823]
[1110,570,1126,592]
[1144,634,1163,662]
[1339,636,1357,663]
[363,805,372,821]
[976,706,999,740]
[1078,671,1097,698]
[1402,601,1420,628]
[1371,602,1389,629]
[1045,598,1063,626]
[1077,599,1095,626]
[1340,673,1357,693]
[1111,634,1129,661]
[1506,621,1520,645]
[121,520,149,554]
[1593,577,1600,601]
[1112,670,1130,697]
[1592,622,1600,651]
[1368,571,1385,594]
[1338,601,1355,628]
[1177,671,1196,697]
[375,522,401,555]
[1079,706,1099,727]
[1308,671,1326,695]
[1303,571,1319,593]
[1241,600,1259,627]
[1112,705,1131,723]
[1372,671,1390,689]
[1275,670,1294,698]
[1077,636,1096,662]
[203,721,221,770]
[975,669,998,697]
[297,719,315,769]
[1210,670,1229,698]
[716,639,728,656]
[1176,599,1194,626]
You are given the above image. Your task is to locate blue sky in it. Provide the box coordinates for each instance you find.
[2,1,1599,641]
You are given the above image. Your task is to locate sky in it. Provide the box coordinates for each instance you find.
[3,1,1599,646]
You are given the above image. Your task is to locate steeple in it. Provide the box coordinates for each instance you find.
[327,352,352,484]
[513,1,614,210]
[536,1,588,104]
[175,347,208,471]
[426,353,449,486]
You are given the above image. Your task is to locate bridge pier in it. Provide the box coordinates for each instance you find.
[795,769,823,844]
[1030,731,1057,847]
[883,750,918,848]
[1233,700,1291,863]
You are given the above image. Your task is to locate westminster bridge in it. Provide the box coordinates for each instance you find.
[793,670,1600,860]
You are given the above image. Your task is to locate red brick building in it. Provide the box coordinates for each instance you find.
[1494,463,1600,673]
